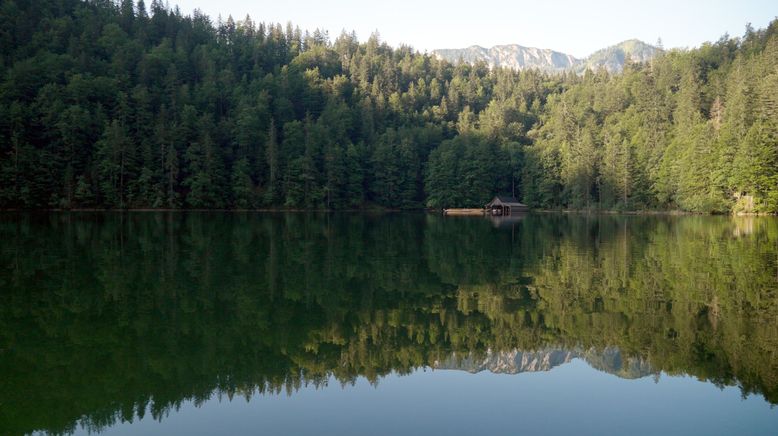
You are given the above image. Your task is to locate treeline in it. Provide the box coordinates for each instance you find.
[0,0,776,212]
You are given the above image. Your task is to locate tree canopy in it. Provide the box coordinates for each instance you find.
[0,1,777,212]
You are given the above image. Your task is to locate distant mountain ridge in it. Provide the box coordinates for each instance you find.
[432,39,661,73]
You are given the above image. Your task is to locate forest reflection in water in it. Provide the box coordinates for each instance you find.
[1,212,777,435]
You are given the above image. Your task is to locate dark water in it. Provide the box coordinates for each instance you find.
[1,213,777,435]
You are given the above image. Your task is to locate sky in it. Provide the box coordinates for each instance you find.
[170,0,777,57]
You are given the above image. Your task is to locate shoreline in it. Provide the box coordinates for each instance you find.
[0,208,774,216]
[532,209,776,216]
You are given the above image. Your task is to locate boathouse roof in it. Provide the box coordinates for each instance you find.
[486,196,527,208]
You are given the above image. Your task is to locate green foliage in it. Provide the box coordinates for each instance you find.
[425,134,508,207]
[231,157,255,208]
[524,26,778,212]
[95,119,131,207]
[0,2,777,212]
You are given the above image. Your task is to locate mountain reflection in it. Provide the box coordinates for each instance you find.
[435,347,653,379]
[1,213,777,435]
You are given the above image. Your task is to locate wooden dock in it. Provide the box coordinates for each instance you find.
[442,208,485,216]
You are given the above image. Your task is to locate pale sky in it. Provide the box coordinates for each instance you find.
[170,0,777,57]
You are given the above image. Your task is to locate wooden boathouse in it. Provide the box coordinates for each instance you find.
[485,196,528,215]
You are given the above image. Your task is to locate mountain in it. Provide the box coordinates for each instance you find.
[432,45,578,72]
[434,347,654,379]
[432,39,660,73]
[578,39,661,73]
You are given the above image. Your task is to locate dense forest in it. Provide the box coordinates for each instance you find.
[2,213,778,435]
[0,0,777,212]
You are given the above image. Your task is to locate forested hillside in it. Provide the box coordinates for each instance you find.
[1,0,776,212]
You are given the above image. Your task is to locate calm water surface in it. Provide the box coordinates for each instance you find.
[1,213,777,435]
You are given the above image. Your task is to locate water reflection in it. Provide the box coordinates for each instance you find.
[0,213,777,435]
[436,347,653,379]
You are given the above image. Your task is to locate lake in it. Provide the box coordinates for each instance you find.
[1,212,777,435]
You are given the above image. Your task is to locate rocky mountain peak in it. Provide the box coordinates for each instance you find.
[432,39,661,74]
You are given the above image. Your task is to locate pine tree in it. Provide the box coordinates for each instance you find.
[231,158,255,208]
[95,120,132,208]
[264,119,280,205]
